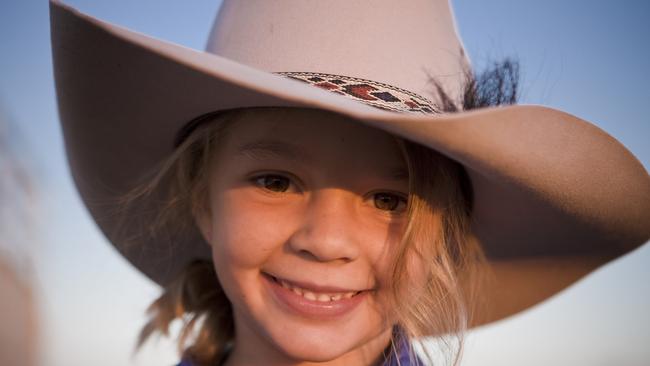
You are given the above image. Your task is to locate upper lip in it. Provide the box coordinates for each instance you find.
[264,272,372,293]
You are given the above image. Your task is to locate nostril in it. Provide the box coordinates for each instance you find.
[296,248,352,264]
[287,215,361,262]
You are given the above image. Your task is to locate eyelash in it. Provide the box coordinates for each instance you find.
[249,173,408,214]
[251,173,301,194]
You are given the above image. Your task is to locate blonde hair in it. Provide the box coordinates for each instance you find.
[129,106,488,366]
[389,139,487,366]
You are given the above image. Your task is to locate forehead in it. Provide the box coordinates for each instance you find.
[220,108,407,171]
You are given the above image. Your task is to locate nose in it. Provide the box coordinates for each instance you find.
[288,188,362,263]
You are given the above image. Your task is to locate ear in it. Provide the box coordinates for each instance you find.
[194,209,213,246]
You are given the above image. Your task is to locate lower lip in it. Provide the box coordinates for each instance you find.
[262,273,367,319]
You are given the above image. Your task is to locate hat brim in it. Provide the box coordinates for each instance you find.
[50,0,650,326]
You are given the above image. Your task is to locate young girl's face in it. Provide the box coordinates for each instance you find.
[198,108,413,365]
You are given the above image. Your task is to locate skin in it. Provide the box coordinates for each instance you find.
[196,108,416,366]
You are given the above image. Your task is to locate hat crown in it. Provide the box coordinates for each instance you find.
[206,0,470,105]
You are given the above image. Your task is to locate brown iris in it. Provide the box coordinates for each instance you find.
[256,175,290,192]
[373,192,403,211]
[254,174,404,212]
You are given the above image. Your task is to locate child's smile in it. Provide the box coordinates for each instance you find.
[263,270,371,318]
[196,108,413,365]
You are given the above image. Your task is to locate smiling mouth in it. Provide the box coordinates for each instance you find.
[266,274,364,303]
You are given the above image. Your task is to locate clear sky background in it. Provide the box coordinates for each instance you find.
[1,0,649,365]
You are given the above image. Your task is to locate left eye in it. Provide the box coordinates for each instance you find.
[373,192,407,213]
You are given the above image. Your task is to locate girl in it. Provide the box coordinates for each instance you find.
[135,106,484,366]
[50,0,650,365]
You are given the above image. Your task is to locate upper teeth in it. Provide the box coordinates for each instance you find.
[278,278,358,302]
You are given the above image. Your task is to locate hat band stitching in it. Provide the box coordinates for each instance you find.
[174,72,442,147]
[275,72,441,115]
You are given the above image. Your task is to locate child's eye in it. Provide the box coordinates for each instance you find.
[252,174,295,193]
[373,192,408,213]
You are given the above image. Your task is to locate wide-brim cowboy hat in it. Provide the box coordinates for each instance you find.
[50,0,650,327]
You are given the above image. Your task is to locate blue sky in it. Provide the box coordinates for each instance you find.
[1,1,649,365]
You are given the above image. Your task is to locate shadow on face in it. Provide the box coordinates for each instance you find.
[195,107,414,364]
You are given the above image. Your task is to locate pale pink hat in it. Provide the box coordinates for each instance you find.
[50,0,650,325]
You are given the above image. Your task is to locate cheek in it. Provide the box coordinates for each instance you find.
[352,220,409,320]
[365,219,407,275]
[368,221,426,307]
[208,187,295,268]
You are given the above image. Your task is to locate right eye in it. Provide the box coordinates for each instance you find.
[251,174,295,193]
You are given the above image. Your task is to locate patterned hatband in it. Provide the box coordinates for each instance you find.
[175,72,440,147]
[275,72,440,115]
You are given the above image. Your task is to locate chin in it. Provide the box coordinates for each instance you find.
[272,335,359,363]
[261,319,391,364]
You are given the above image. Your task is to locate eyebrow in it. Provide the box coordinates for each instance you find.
[235,140,312,164]
[235,139,409,182]
[388,168,409,182]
